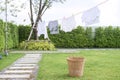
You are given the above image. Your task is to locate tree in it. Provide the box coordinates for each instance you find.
[28,0,65,40]
[0,0,65,40]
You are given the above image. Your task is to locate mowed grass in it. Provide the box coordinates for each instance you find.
[37,50,120,80]
[0,53,24,71]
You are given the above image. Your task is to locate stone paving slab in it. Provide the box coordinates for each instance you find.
[13,64,36,67]
[4,70,33,74]
[18,59,39,62]
[24,55,40,57]
[0,74,30,79]
[24,54,41,58]
[9,67,35,70]
[20,58,40,60]
[17,61,38,64]
[26,54,41,56]
[17,59,39,61]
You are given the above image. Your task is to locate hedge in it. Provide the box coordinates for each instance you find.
[95,26,120,48]
[8,23,19,48]
[49,26,120,48]
[18,25,120,48]
[48,26,88,48]
[0,20,5,51]
[0,20,19,51]
[18,25,35,42]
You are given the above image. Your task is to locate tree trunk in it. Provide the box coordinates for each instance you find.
[33,17,42,40]
[33,0,43,40]
[33,26,38,40]
[28,0,45,40]
[29,0,38,40]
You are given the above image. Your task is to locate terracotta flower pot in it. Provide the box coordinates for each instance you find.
[67,57,85,77]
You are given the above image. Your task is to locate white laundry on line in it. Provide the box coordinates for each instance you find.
[61,15,76,32]
[48,20,59,34]
[37,21,48,39]
[81,6,100,25]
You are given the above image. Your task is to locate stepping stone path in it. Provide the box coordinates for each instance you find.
[0,54,42,80]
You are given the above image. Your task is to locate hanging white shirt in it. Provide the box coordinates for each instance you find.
[37,21,48,39]
[61,16,76,32]
[81,6,100,25]
[48,20,59,34]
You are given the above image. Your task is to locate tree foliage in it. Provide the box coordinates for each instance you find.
[0,0,23,17]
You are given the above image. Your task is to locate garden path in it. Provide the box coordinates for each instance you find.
[0,54,42,80]
[10,48,119,54]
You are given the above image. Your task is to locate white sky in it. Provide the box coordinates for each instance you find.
[1,0,120,26]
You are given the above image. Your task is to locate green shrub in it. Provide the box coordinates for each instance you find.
[104,26,115,48]
[19,40,56,50]
[72,26,88,48]
[94,27,107,47]
[94,26,120,48]
[113,27,120,48]
[85,27,94,47]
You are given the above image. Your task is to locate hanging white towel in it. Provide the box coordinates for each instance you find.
[81,6,100,25]
[48,20,59,34]
[61,16,76,32]
[37,21,48,39]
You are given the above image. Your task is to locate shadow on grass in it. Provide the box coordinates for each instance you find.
[53,73,84,80]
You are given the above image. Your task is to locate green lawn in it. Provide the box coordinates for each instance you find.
[0,53,24,71]
[37,50,120,80]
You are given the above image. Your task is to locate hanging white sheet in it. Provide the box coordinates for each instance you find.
[37,21,48,39]
[81,6,100,25]
[61,16,76,32]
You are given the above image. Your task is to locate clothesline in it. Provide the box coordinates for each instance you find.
[74,0,109,16]
[45,0,109,22]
